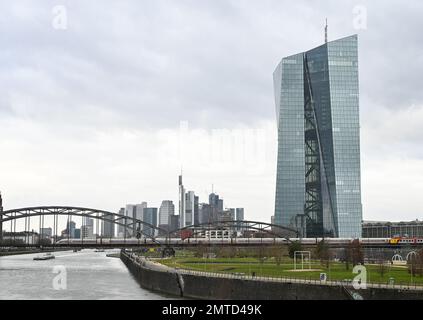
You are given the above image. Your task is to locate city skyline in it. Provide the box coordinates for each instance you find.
[0,1,422,224]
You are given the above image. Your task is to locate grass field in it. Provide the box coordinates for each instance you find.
[157,257,423,286]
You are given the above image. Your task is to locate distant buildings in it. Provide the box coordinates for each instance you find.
[62,220,76,238]
[199,203,213,224]
[113,175,245,238]
[143,207,158,237]
[125,204,136,237]
[135,203,147,235]
[179,175,186,228]
[40,227,52,239]
[102,212,115,238]
[117,208,125,238]
[362,220,423,238]
[81,218,94,238]
[2,231,39,245]
[236,208,244,222]
[159,200,175,232]
[169,214,180,232]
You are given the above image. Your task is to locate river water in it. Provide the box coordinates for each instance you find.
[0,250,169,300]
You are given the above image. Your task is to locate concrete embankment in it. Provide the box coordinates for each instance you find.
[0,249,56,257]
[120,251,423,300]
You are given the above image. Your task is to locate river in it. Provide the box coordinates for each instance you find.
[0,249,169,300]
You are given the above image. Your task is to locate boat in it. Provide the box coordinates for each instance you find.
[33,253,55,261]
[94,249,105,253]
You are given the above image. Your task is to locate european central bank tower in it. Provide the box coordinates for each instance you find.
[273,35,362,238]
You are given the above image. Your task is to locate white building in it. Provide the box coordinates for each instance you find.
[159,200,175,229]
[179,175,186,228]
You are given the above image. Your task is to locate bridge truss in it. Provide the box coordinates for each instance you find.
[170,220,299,240]
[0,206,167,245]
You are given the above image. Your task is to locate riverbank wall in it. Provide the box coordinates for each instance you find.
[0,249,57,257]
[120,251,423,300]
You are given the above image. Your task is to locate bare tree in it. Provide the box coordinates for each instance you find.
[314,240,331,268]
[272,246,284,266]
[288,241,303,259]
[377,259,388,278]
[348,239,364,267]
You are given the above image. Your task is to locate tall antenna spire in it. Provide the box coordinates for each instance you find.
[325,18,328,43]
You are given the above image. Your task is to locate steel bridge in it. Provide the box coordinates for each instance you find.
[0,206,166,245]
[0,206,298,248]
[4,206,420,250]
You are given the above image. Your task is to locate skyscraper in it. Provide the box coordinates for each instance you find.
[159,200,175,231]
[236,208,244,222]
[143,207,158,237]
[117,208,125,237]
[273,34,362,238]
[102,213,115,238]
[135,202,147,236]
[184,191,196,227]
[125,204,136,237]
[179,175,186,228]
[81,218,93,238]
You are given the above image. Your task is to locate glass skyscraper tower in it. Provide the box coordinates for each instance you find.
[273,35,362,238]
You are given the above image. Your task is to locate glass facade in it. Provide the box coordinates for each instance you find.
[274,35,362,238]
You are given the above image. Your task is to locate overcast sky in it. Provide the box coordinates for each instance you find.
[1,0,422,228]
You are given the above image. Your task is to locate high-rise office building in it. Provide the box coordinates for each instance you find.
[199,203,213,224]
[40,227,52,239]
[125,204,136,237]
[102,213,115,238]
[273,34,362,238]
[135,202,147,236]
[229,208,236,221]
[236,208,244,222]
[143,207,158,237]
[159,200,175,231]
[117,208,126,238]
[64,220,76,238]
[194,195,199,225]
[169,215,180,232]
[179,175,186,228]
[81,218,94,238]
[184,191,196,227]
[209,193,220,210]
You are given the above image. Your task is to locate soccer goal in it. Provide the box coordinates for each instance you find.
[294,251,312,271]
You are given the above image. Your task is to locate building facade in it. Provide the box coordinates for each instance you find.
[135,202,147,236]
[362,221,423,238]
[143,207,158,237]
[81,218,94,238]
[102,213,115,238]
[117,208,126,238]
[273,34,362,238]
[159,200,175,231]
[179,175,186,228]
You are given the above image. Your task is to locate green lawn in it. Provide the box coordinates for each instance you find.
[158,257,423,287]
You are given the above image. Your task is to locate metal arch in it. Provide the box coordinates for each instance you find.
[171,220,299,239]
[0,206,167,243]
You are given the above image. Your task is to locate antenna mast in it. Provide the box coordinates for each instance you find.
[325,18,328,43]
